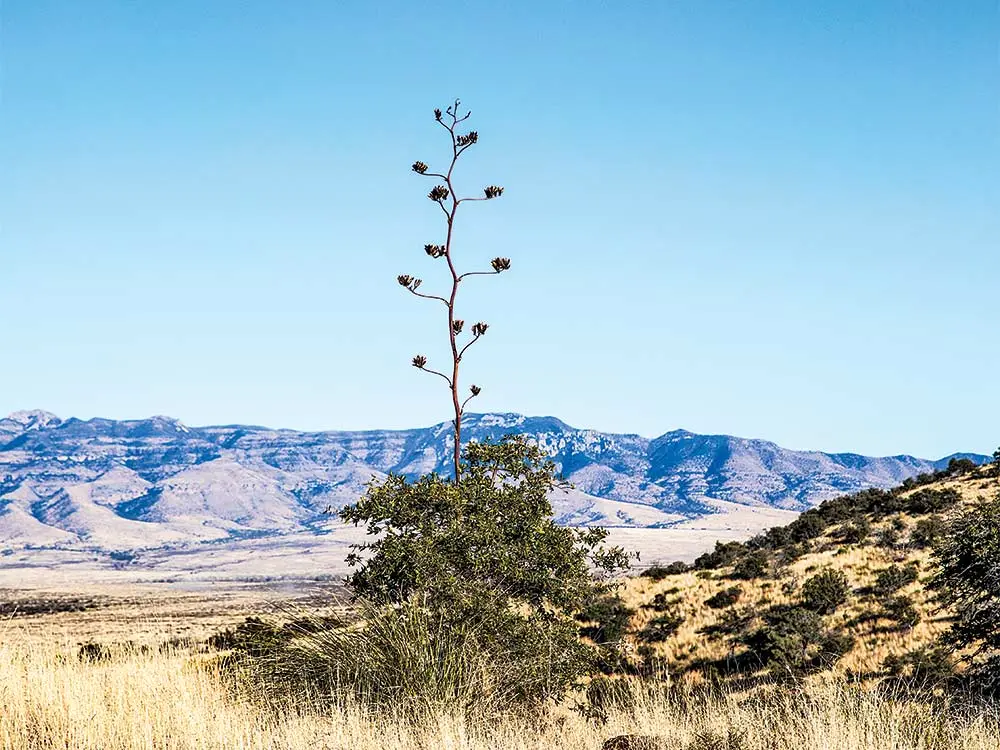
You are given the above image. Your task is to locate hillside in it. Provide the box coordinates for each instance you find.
[0,409,988,550]
[609,460,999,686]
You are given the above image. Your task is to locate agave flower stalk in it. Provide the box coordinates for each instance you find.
[400,99,509,482]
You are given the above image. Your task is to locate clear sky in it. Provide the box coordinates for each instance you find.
[1,1,997,458]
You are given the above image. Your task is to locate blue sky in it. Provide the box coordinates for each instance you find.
[1,1,997,458]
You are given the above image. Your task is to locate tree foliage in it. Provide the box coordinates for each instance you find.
[340,435,632,702]
[800,569,850,614]
[930,494,1000,693]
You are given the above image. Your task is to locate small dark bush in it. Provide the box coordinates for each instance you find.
[801,569,850,614]
[644,592,675,612]
[883,595,920,629]
[873,563,919,596]
[577,594,635,644]
[694,541,746,570]
[763,525,792,549]
[730,551,769,581]
[779,542,811,563]
[639,611,684,642]
[910,516,945,548]
[705,586,742,610]
[947,457,978,476]
[883,646,959,690]
[741,605,854,676]
[698,608,753,638]
[874,527,899,549]
[682,729,749,750]
[77,642,112,662]
[836,518,871,544]
[207,616,287,657]
[906,488,961,514]
[642,561,689,580]
[788,511,828,542]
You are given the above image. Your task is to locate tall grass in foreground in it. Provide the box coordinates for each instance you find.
[2,633,998,750]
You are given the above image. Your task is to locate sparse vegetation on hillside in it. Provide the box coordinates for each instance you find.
[616,461,998,692]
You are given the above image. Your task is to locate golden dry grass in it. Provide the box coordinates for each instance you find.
[2,626,998,750]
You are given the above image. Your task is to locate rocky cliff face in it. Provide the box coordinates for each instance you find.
[0,410,985,549]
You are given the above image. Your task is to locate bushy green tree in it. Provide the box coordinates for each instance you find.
[341,435,632,703]
[801,569,850,614]
[873,563,919,596]
[741,605,854,676]
[909,515,945,548]
[705,586,742,609]
[730,550,770,580]
[930,494,1000,694]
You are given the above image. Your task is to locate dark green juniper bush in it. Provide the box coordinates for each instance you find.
[401,99,509,482]
[930,493,1000,695]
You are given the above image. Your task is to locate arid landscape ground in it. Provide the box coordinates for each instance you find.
[3,468,999,749]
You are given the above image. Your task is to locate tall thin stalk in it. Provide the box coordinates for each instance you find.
[399,100,509,482]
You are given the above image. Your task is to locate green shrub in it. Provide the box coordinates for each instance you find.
[705,586,742,610]
[930,494,1000,695]
[873,563,919,596]
[741,605,854,676]
[801,569,850,614]
[578,593,635,644]
[907,488,961,514]
[883,595,921,629]
[947,457,978,476]
[874,527,899,548]
[207,616,286,656]
[334,437,631,709]
[837,518,871,544]
[644,592,675,613]
[910,515,945,548]
[883,646,959,690]
[642,561,689,580]
[730,551,769,580]
[787,512,828,542]
[694,541,746,570]
[639,611,684,642]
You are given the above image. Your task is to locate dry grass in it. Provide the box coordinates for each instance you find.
[1,614,998,749]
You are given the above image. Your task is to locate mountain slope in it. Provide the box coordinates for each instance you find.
[0,410,988,550]
[617,463,999,685]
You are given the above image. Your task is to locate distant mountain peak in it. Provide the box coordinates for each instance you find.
[2,409,61,429]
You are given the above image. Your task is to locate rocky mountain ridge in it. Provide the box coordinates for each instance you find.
[0,410,987,550]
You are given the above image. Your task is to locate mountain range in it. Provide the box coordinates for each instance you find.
[0,409,988,550]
